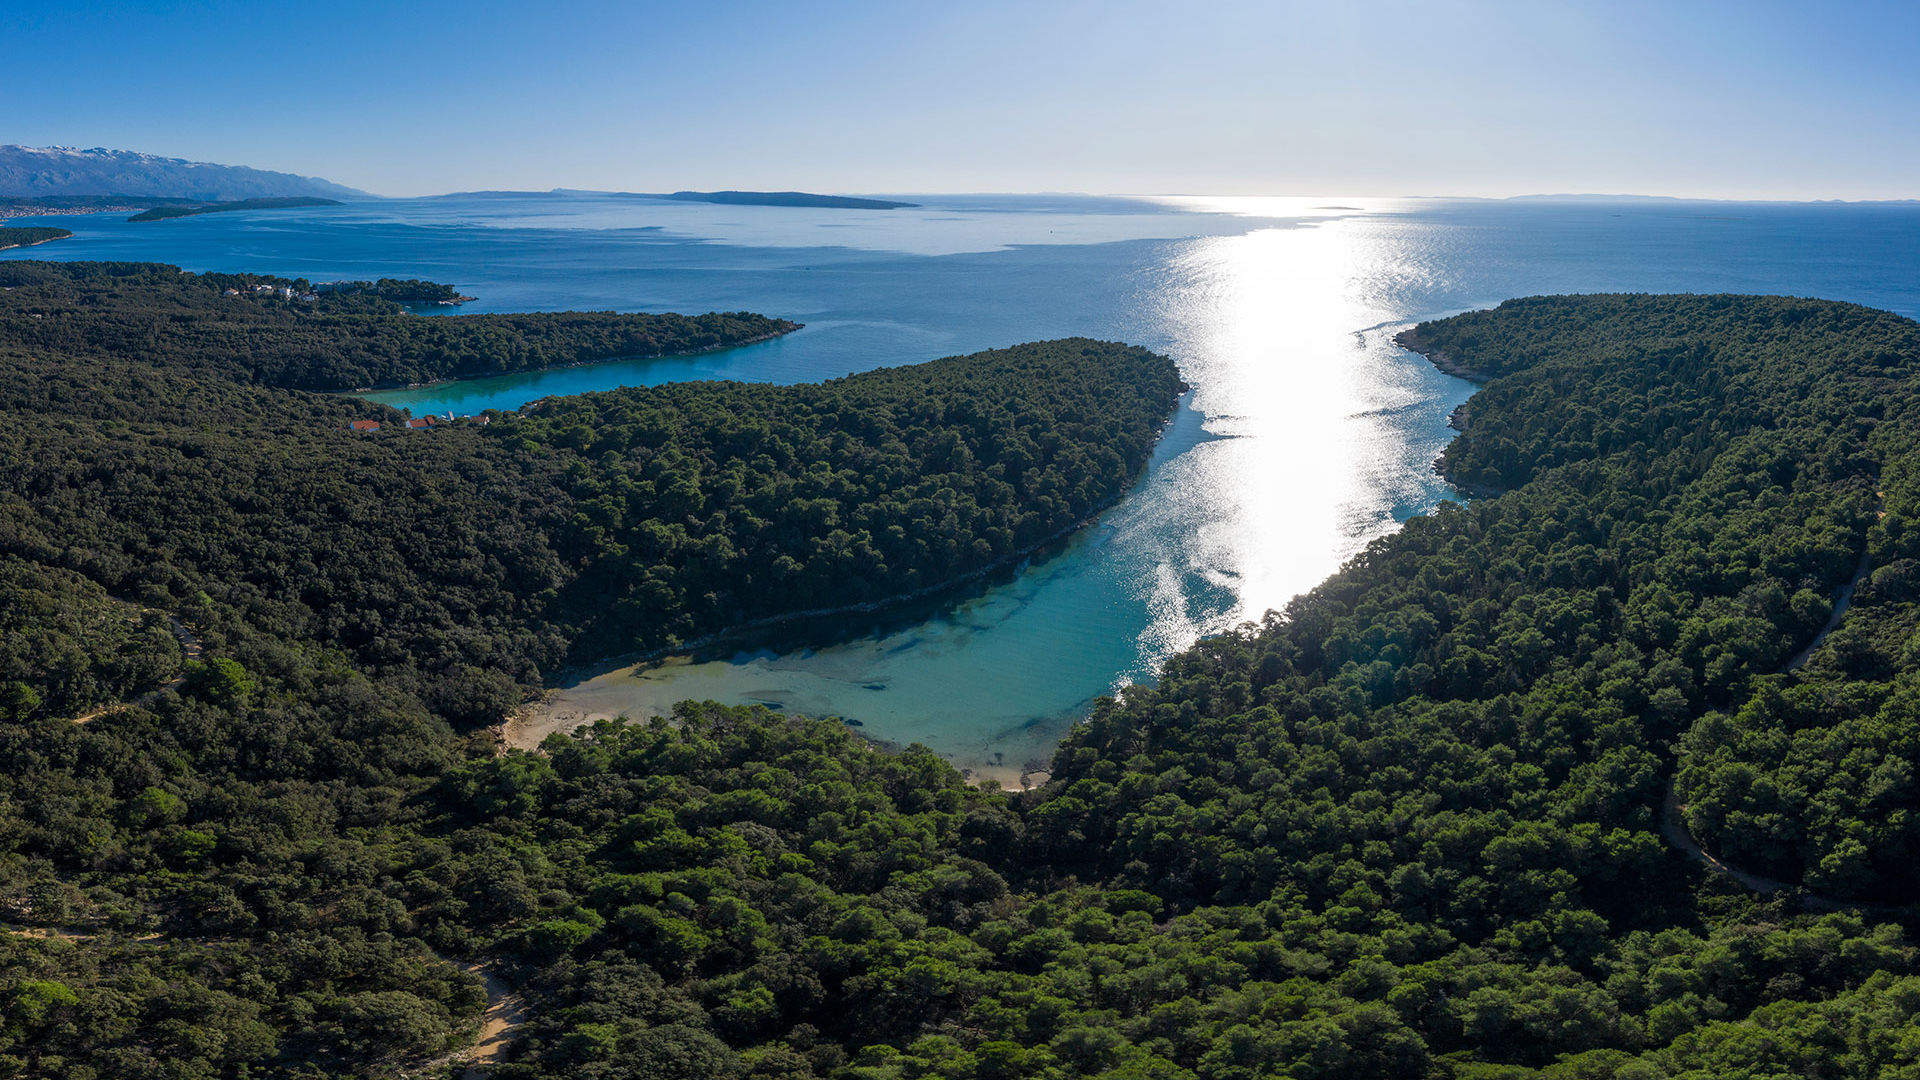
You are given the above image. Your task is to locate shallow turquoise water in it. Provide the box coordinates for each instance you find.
[16,193,1920,774]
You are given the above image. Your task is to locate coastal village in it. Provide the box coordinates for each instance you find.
[225,280,474,304]
[347,412,491,433]
[225,282,319,301]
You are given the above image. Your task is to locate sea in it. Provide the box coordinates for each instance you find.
[13,192,1920,781]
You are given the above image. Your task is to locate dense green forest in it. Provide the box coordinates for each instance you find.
[9,284,1920,1079]
[0,262,1186,1074]
[126,197,342,222]
[0,227,70,250]
[0,261,798,389]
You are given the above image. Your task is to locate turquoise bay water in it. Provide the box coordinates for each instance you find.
[16,194,1920,778]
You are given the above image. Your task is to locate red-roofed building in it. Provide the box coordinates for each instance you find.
[348,420,381,432]
[406,418,431,429]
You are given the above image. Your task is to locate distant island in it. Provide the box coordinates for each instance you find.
[663,189,918,209]
[0,226,72,251]
[127,196,341,222]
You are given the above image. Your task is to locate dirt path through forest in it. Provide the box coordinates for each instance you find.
[69,610,203,723]
[1660,498,1906,913]
[401,960,525,1078]
[460,965,526,1074]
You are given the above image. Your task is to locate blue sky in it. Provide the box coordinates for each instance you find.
[6,0,1917,198]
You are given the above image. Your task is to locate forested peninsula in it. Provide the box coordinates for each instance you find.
[0,261,797,389]
[9,287,1920,1080]
[0,227,70,251]
[125,196,342,222]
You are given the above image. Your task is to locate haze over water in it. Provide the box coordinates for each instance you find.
[18,194,1920,780]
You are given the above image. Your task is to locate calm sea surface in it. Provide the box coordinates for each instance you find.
[15,194,1920,779]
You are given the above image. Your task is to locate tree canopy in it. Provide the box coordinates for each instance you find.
[9,285,1920,1079]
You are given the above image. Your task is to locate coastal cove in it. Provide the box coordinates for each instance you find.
[13,193,1920,780]
[507,321,1488,785]
[507,344,1465,788]
[504,392,1224,785]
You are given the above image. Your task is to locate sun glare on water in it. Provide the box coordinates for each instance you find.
[1150,214,1459,631]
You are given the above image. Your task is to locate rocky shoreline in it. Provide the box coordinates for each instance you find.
[1392,325,1491,381]
[1395,323,1507,498]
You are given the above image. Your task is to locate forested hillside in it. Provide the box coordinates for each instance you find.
[0,261,1184,1078]
[0,266,1181,691]
[458,295,1920,1080]
[9,287,1920,1080]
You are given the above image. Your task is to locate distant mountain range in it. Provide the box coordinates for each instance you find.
[0,148,915,209]
[0,146,364,201]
